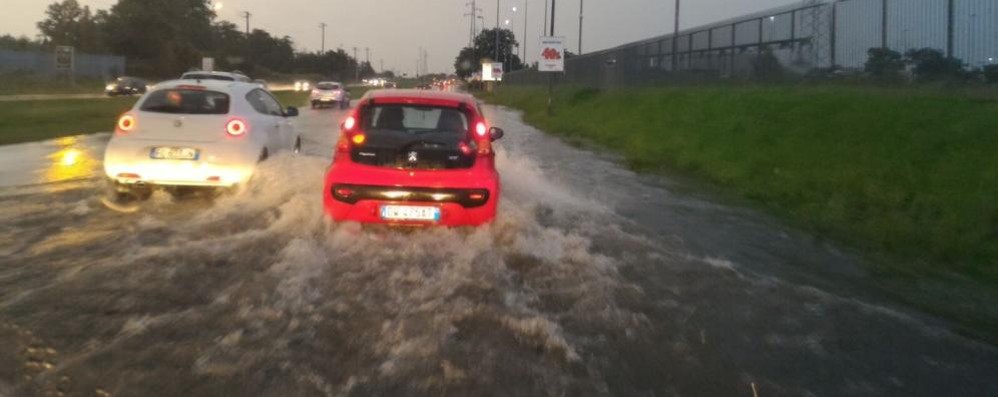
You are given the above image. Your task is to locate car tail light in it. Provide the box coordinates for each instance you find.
[117,114,136,133]
[351,133,366,145]
[475,121,488,137]
[459,141,473,155]
[226,119,247,137]
[335,187,354,198]
[342,116,357,131]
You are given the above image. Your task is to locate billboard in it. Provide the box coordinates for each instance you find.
[481,62,504,81]
[55,46,74,71]
[538,37,565,72]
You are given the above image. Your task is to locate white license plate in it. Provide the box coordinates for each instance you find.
[380,205,440,222]
[150,147,199,160]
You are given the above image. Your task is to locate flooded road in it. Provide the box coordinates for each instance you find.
[0,103,996,396]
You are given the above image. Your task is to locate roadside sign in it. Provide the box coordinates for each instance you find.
[481,62,504,81]
[538,37,565,72]
[202,57,215,72]
[55,46,74,71]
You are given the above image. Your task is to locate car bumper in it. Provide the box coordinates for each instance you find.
[323,162,499,226]
[103,138,257,187]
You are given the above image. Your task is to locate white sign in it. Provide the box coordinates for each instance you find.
[538,36,565,72]
[55,46,74,71]
[202,57,215,72]
[481,62,504,81]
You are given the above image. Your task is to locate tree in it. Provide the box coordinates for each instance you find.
[983,65,998,84]
[865,47,904,81]
[0,35,44,51]
[473,28,523,71]
[36,0,105,52]
[454,28,524,78]
[904,48,965,82]
[102,0,214,77]
[454,47,479,79]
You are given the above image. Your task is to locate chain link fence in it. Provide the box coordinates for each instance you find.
[506,0,998,87]
[0,49,125,80]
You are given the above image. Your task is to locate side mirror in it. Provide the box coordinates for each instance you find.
[285,106,299,117]
[489,127,504,141]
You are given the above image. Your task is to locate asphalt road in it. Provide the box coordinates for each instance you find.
[0,101,996,396]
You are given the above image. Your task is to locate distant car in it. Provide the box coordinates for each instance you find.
[310,82,350,109]
[104,80,301,200]
[253,79,269,90]
[294,81,311,92]
[324,89,504,226]
[105,77,147,96]
[180,71,252,83]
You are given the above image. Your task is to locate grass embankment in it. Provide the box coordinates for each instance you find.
[484,86,998,286]
[0,97,137,145]
[0,75,107,96]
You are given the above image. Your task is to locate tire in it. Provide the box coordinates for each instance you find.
[258,148,269,162]
[310,101,317,109]
[293,138,301,154]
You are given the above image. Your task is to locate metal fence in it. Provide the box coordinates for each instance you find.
[0,49,126,80]
[505,0,998,87]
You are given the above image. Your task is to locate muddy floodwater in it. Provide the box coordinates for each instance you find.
[0,103,996,396]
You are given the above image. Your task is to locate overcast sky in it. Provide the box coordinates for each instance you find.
[4,0,794,75]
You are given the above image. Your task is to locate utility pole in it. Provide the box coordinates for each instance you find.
[523,0,529,65]
[380,59,384,73]
[241,11,252,34]
[578,0,583,54]
[465,0,482,46]
[319,23,327,53]
[495,0,501,63]
[543,0,549,36]
[365,47,370,65]
[352,47,359,82]
[547,0,556,115]
[671,0,680,72]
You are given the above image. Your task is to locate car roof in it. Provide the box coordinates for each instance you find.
[153,79,260,93]
[362,89,476,107]
[317,81,342,85]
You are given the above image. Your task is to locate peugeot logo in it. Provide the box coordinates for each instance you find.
[407,151,419,163]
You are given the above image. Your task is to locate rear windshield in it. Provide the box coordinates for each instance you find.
[361,105,468,135]
[317,83,341,90]
[140,89,230,114]
[182,73,235,82]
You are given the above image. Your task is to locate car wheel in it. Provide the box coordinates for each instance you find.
[293,138,302,154]
[310,101,317,109]
[258,148,269,162]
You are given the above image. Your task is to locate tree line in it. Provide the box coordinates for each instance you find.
[0,0,378,80]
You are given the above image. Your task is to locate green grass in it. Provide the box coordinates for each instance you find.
[0,75,107,96]
[0,97,138,145]
[272,91,310,107]
[482,85,998,340]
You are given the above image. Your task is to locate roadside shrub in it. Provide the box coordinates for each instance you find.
[904,48,966,82]
[864,48,905,82]
[983,65,998,84]
[752,47,785,82]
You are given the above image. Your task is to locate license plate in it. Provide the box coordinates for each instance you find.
[380,205,440,222]
[150,147,199,160]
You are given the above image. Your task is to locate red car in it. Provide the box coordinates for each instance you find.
[323,90,504,226]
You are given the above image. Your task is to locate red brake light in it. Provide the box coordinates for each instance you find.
[475,122,488,137]
[117,114,135,132]
[343,116,357,131]
[226,119,247,136]
[459,141,473,155]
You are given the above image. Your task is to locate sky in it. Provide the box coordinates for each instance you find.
[3,0,794,75]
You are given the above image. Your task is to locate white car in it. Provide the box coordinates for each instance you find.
[103,80,301,199]
[309,82,350,109]
[180,71,252,83]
